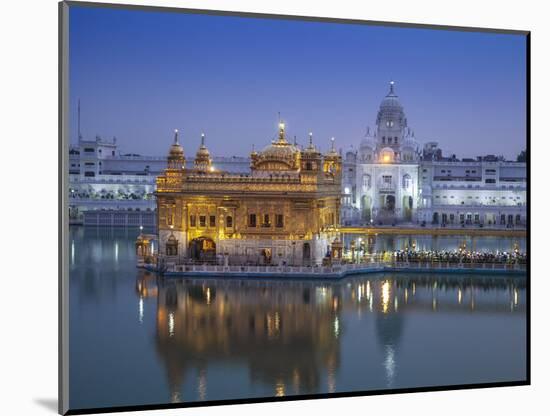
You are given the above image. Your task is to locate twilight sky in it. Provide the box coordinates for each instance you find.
[69,5,527,160]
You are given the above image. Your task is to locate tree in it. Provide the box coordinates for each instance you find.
[517,149,527,162]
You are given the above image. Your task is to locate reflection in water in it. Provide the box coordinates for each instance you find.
[137,272,526,402]
[153,278,342,400]
[69,228,527,410]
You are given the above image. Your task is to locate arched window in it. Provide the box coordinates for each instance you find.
[402,174,411,189]
[382,137,386,144]
[362,174,371,189]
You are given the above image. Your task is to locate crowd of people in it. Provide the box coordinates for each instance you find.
[390,249,527,265]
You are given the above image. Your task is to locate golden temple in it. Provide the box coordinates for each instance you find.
[154,122,343,266]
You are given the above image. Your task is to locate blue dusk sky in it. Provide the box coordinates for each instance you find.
[69,5,527,160]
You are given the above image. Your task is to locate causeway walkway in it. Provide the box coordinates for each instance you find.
[139,261,527,279]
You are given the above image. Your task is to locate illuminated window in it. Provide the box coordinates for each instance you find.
[226,216,233,228]
[249,214,256,228]
[199,215,206,227]
[262,214,271,227]
[189,215,196,227]
[275,214,284,228]
[209,215,216,227]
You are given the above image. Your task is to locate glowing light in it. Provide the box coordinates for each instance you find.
[114,242,119,262]
[404,288,408,303]
[382,281,391,313]
[514,288,519,306]
[432,298,437,311]
[383,154,391,163]
[71,240,75,265]
[279,122,285,130]
[209,166,216,172]
[168,312,175,337]
[344,187,350,194]
[394,297,398,311]
[333,317,340,338]
[206,287,211,305]
[138,297,144,323]
[458,288,463,304]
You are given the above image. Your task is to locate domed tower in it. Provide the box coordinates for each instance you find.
[376,81,407,157]
[194,133,212,172]
[167,129,185,170]
[251,121,301,172]
[300,132,322,172]
[323,137,342,178]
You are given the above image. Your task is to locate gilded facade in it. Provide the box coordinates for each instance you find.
[155,123,342,266]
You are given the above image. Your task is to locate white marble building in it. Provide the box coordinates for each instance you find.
[342,82,527,227]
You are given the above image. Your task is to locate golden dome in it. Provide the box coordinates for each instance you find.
[167,129,185,170]
[260,141,299,160]
[194,133,212,171]
[254,122,301,169]
[169,143,184,158]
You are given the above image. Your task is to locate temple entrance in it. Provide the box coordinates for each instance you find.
[189,237,216,262]
[261,248,272,265]
[303,243,311,266]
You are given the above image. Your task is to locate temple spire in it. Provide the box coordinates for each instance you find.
[174,128,179,144]
[201,132,205,146]
[277,120,286,143]
[388,80,396,95]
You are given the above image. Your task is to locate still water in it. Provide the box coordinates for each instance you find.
[69,227,527,411]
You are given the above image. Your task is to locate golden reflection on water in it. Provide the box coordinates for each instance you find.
[137,272,525,401]
[275,381,285,397]
[381,281,391,314]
